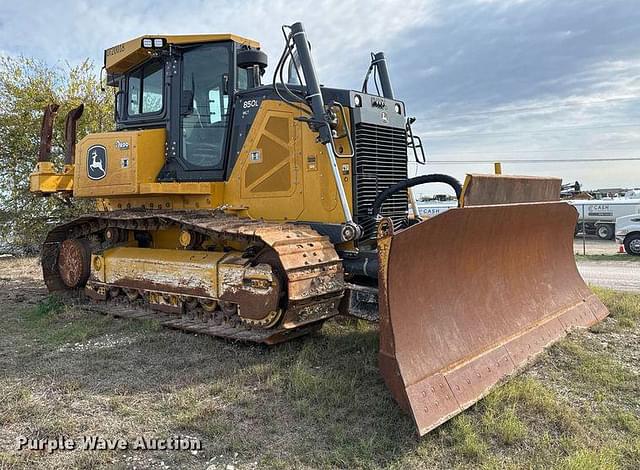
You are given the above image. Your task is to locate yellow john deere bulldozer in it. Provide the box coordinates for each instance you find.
[30,22,608,436]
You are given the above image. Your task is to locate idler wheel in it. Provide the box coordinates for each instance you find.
[58,239,92,288]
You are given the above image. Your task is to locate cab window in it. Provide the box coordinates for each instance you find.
[237,67,250,90]
[127,60,164,116]
[181,43,231,169]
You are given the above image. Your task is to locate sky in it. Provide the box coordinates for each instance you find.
[1,0,639,196]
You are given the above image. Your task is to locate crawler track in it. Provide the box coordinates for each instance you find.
[77,296,321,343]
[41,210,344,344]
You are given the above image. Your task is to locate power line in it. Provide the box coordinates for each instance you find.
[420,122,640,139]
[425,157,640,164]
[428,147,640,155]
[411,95,640,122]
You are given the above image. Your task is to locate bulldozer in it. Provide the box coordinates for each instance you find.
[29,22,608,436]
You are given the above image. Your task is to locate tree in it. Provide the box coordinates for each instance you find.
[0,56,114,252]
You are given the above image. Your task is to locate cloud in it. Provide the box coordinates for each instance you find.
[1,0,638,191]
[390,0,640,192]
[0,0,435,85]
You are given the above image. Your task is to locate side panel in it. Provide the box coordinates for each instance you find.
[225,100,303,220]
[305,108,353,223]
[74,129,166,197]
[93,247,223,297]
[225,99,353,224]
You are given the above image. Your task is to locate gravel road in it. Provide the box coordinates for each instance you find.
[577,259,640,292]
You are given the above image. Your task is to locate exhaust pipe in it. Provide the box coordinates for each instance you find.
[289,22,332,145]
[289,22,360,240]
[372,52,394,99]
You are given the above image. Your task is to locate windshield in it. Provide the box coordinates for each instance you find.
[181,43,231,169]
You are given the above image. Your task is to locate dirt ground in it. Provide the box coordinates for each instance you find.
[1,257,639,469]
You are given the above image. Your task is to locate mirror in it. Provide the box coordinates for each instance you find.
[180,90,194,115]
[114,89,125,121]
[222,73,229,95]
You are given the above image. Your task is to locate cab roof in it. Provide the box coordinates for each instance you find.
[104,34,260,74]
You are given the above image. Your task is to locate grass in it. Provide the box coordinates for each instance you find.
[591,286,640,330]
[1,269,639,468]
[20,294,116,345]
[560,448,620,470]
[555,341,634,389]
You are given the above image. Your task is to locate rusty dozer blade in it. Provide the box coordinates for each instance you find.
[377,175,609,436]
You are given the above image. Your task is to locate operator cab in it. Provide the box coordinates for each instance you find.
[104,34,266,182]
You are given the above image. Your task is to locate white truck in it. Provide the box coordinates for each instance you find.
[616,214,640,256]
[568,191,640,240]
[415,200,457,218]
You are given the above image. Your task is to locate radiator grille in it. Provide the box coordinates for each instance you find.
[354,122,408,239]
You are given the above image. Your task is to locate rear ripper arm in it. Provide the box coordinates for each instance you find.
[30,104,84,196]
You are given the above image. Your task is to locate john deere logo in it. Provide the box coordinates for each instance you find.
[87,145,107,180]
[371,97,386,108]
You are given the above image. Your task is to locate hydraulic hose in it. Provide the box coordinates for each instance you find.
[370,174,462,218]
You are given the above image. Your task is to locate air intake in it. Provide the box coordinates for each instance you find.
[353,122,408,238]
